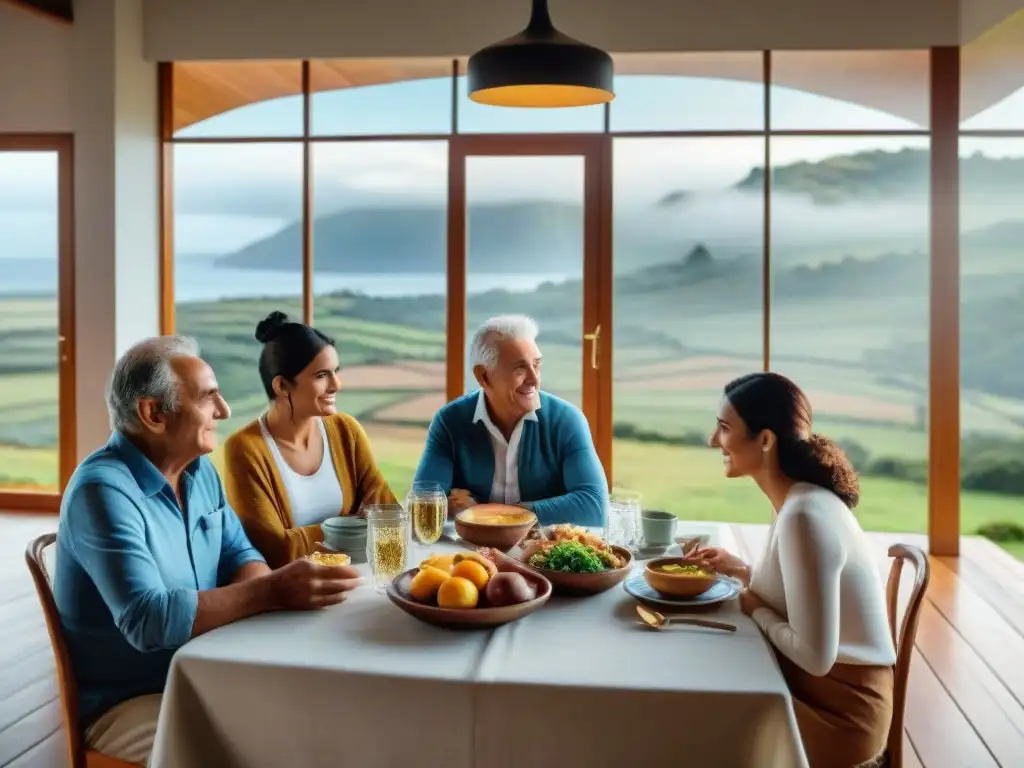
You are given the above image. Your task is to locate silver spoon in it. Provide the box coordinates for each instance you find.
[636,604,736,633]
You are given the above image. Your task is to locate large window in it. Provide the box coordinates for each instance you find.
[0,151,60,492]
[312,141,448,499]
[770,136,930,534]
[163,50,1024,559]
[463,155,586,405]
[959,14,1024,557]
[173,142,303,474]
[0,138,73,509]
[612,137,764,519]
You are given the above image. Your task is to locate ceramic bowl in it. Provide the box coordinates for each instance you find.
[519,544,634,596]
[321,517,368,562]
[322,516,366,542]
[644,557,717,598]
[386,567,552,630]
[453,505,537,552]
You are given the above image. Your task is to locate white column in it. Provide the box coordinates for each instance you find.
[73,0,160,458]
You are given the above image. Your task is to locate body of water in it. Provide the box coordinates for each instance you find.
[0,258,571,300]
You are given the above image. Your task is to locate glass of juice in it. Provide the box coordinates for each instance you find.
[364,503,411,592]
[406,481,448,545]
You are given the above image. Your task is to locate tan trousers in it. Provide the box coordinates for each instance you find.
[84,694,162,766]
[775,651,894,768]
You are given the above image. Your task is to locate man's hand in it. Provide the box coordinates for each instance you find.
[267,557,362,611]
[448,488,477,516]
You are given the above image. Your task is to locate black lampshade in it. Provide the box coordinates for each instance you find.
[467,0,614,108]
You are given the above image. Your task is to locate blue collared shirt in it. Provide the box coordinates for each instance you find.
[53,432,265,727]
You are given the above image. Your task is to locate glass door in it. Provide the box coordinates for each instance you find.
[0,136,75,511]
[447,135,612,475]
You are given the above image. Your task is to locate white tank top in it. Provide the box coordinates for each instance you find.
[258,416,344,527]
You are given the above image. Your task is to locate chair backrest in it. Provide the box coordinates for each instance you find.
[884,543,929,768]
[25,532,86,768]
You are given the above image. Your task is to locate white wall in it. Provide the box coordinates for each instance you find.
[73,0,160,458]
[0,1,160,459]
[0,3,73,132]
[142,0,963,60]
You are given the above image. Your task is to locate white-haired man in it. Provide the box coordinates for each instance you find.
[54,337,360,765]
[413,315,607,526]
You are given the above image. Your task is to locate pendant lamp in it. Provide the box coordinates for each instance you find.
[467,0,614,108]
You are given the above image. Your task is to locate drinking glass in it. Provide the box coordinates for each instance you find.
[364,503,411,592]
[607,488,642,549]
[406,481,448,545]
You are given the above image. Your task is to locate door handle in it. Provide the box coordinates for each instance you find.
[583,325,601,370]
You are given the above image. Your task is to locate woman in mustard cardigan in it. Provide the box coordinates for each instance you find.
[223,311,396,568]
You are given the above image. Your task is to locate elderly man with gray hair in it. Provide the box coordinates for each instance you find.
[54,336,360,765]
[413,315,608,526]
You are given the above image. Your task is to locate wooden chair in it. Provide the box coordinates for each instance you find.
[881,543,930,768]
[25,533,141,768]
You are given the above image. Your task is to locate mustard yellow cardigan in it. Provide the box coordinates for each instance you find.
[222,413,397,568]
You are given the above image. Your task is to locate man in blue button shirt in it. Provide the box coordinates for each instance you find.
[54,336,360,765]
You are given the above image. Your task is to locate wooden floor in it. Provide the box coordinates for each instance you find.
[0,514,1021,767]
[0,514,63,768]
[732,525,1024,768]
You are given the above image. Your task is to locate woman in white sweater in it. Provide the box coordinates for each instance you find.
[692,372,896,768]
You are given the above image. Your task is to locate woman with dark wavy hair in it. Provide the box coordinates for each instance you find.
[692,372,895,768]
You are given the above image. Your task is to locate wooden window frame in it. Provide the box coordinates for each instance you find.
[157,50,968,554]
[0,133,76,514]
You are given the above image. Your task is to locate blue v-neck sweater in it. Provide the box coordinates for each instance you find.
[412,391,608,526]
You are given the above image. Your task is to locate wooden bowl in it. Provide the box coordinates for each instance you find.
[644,558,717,598]
[519,545,634,596]
[454,505,537,552]
[386,567,552,630]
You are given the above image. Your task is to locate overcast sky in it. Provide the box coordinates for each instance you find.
[2,75,1023,257]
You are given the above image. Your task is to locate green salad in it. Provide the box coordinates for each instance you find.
[528,540,607,573]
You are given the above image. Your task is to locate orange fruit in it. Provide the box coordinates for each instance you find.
[420,553,456,572]
[453,551,498,578]
[409,565,451,603]
[451,559,490,590]
[437,576,479,609]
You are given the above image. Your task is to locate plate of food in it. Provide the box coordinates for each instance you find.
[516,525,633,596]
[386,550,552,630]
[623,568,741,608]
[453,504,537,551]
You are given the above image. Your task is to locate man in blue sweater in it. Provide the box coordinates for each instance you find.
[413,315,608,526]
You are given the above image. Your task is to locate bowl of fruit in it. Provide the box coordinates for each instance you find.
[386,550,552,629]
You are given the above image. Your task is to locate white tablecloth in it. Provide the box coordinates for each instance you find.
[151,523,807,768]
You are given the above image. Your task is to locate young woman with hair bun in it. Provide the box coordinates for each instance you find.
[223,312,396,568]
[692,372,895,768]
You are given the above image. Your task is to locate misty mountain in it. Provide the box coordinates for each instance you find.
[216,148,1024,274]
[657,148,1024,206]
[217,201,684,273]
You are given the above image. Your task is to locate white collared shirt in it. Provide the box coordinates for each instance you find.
[473,391,539,505]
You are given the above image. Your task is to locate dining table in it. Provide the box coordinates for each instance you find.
[149,521,808,768]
